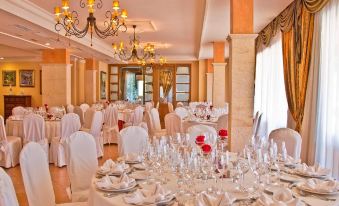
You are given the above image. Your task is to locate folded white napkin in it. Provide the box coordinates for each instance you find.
[124,153,143,162]
[296,163,331,176]
[99,159,115,174]
[302,179,339,193]
[284,156,301,165]
[257,188,303,206]
[195,192,236,206]
[96,173,135,189]
[124,183,172,205]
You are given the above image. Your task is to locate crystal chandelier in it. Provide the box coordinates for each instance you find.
[54,0,128,46]
[112,25,167,65]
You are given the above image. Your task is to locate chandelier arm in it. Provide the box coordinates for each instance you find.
[96,0,103,9]
[68,20,89,37]
[79,0,86,8]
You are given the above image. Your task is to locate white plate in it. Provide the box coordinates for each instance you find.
[97,165,131,176]
[127,193,175,205]
[129,171,149,180]
[296,183,339,195]
[96,181,137,192]
[280,174,301,183]
[133,164,146,170]
[294,170,329,179]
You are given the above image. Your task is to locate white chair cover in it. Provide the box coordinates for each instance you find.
[0,167,19,206]
[138,122,148,133]
[132,106,144,126]
[216,114,228,131]
[64,131,98,202]
[177,102,184,107]
[164,113,182,136]
[67,104,75,113]
[79,103,90,113]
[20,142,56,206]
[175,107,189,119]
[103,106,119,144]
[187,124,217,145]
[150,108,162,131]
[12,106,26,116]
[74,106,85,125]
[0,116,21,168]
[269,128,302,160]
[144,111,154,137]
[83,108,95,129]
[50,113,81,167]
[118,126,148,156]
[89,111,104,157]
[22,113,49,159]
[168,102,174,112]
[145,102,153,112]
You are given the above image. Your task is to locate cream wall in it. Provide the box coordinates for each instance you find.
[198,60,207,101]
[96,61,109,101]
[0,62,42,117]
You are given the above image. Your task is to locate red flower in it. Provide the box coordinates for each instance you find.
[201,144,212,154]
[218,129,228,139]
[195,135,205,145]
[44,104,48,107]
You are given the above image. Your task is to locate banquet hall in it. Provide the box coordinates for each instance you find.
[0,0,339,205]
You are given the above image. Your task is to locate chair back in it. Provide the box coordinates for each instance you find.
[0,115,7,142]
[60,113,81,141]
[49,106,63,118]
[23,113,46,143]
[80,103,90,113]
[144,111,154,136]
[83,108,95,129]
[176,102,184,108]
[132,106,144,126]
[269,128,302,159]
[175,107,189,119]
[150,108,161,131]
[164,113,182,136]
[90,111,103,138]
[66,104,74,113]
[145,102,153,112]
[0,167,19,206]
[20,142,55,206]
[216,114,228,131]
[119,126,148,156]
[12,106,26,116]
[104,106,118,128]
[138,122,148,133]
[64,131,98,198]
[168,102,174,112]
[187,124,217,145]
[74,106,84,125]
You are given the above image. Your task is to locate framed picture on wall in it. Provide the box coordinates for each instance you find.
[19,70,35,87]
[2,70,16,86]
[100,71,107,99]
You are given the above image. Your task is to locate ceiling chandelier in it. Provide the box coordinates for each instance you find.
[54,0,128,46]
[112,25,167,65]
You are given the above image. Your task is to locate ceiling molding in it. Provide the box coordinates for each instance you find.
[198,0,212,60]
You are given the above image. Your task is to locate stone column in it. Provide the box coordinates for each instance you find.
[77,59,86,104]
[85,58,97,105]
[206,59,214,103]
[212,62,227,108]
[41,49,71,106]
[228,0,256,152]
[71,58,78,105]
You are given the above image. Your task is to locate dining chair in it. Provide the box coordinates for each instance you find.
[150,108,167,137]
[216,114,228,131]
[0,167,19,206]
[66,104,75,113]
[168,102,174,112]
[118,126,148,156]
[82,108,95,131]
[64,131,98,202]
[103,105,119,144]
[20,142,88,206]
[87,111,104,157]
[164,113,182,136]
[175,107,189,119]
[12,106,27,116]
[0,115,22,168]
[269,128,302,160]
[50,113,81,167]
[79,103,90,113]
[74,106,85,125]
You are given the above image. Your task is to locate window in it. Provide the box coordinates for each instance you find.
[175,66,190,104]
[254,32,288,137]
[109,66,119,101]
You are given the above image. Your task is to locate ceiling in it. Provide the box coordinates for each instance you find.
[0,0,292,63]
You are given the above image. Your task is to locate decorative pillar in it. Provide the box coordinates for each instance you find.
[71,58,78,105]
[85,58,97,105]
[198,60,207,101]
[212,42,226,108]
[77,59,86,104]
[228,0,257,152]
[206,59,213,103]
[41,49,71,106]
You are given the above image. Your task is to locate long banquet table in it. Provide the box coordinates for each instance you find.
[88,154,339,206]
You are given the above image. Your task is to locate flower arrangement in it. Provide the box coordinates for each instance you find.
[44,103,49,112]
[218,129,228,140]
[195,135,205,146]
[201,144,212,155]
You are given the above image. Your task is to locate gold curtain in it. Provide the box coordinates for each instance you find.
[282,7,314,132]
[303,0,329,13]
[160,70,173,98]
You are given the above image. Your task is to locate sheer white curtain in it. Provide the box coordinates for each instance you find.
[254,32,288,137]
[314,0,339,179]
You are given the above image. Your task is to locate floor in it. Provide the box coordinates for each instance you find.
[5,144,119,206]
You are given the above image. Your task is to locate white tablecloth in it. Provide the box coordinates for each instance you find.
[118,110,134,123]
[182,120,218,132]
[88,158,339,206]
[6,119,61,143]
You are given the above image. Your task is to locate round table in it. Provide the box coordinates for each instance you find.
[182,119,218,132]
[88,157,338,206]
[6,118,61,143]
